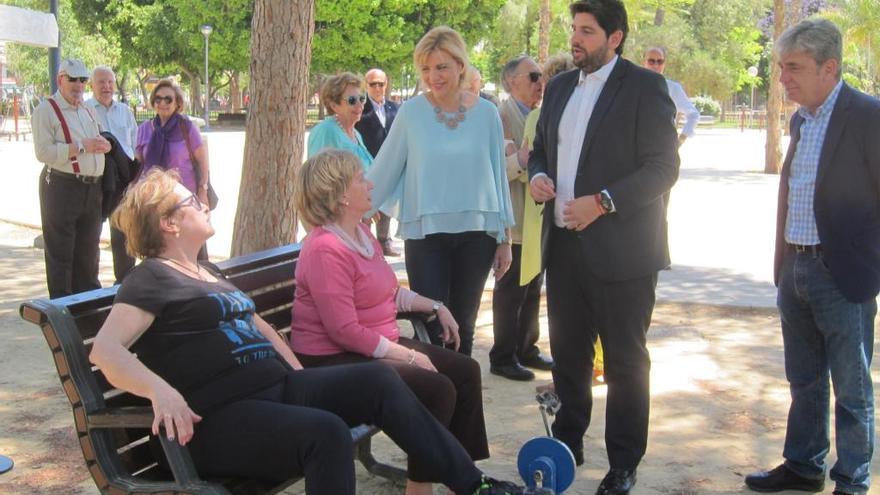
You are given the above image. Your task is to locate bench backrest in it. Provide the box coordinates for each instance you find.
[19,243,301,493]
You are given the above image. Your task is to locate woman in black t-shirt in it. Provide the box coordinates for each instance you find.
[89,169,524,495]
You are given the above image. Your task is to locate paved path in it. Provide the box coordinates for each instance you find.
[0,127,787,308]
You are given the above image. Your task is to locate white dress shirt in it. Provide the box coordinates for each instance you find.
[32,92,104,176]
[370,97,387,128]
[553,56,618,227]
[665,79,699,138]
[86,98,138,159]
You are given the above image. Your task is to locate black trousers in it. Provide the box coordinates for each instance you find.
[490,243,544,366]
[38,168,103,299]
[404,231,497,356]
[187,362,482,494]
[296,337,489,480]
[545,226,656,469]
[109,226,136,284]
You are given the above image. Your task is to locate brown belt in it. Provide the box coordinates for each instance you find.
[788,243,822,256]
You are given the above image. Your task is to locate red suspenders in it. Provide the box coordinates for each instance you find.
[47,98,81,174]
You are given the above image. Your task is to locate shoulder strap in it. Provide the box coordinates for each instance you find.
[180,119,202,185]
[47,98,81,174]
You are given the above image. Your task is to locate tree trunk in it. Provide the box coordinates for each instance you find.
[137,70,150,106]
[231,0,314,255]
[764,0,785,174]
[538,0,550,64]
[230,71,242,112]
[654,7,665,26]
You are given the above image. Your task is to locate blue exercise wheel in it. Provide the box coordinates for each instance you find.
[0,455,13,475]
[517,436,576,494]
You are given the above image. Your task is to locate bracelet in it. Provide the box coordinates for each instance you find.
[407,349,416,365]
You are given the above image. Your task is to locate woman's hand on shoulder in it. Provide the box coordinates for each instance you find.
[149,383,202,446]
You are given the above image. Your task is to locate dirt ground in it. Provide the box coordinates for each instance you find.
[0,223,877,494]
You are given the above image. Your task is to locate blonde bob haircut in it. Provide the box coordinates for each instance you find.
[320,72,364,115]
[413,26,469,84]
[294,149,362,229]
[111,169,183,258]
[150,78,187,114]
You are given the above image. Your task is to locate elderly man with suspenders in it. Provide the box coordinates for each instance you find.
[32,59,111,298]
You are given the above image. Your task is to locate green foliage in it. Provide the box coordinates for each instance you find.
[311,0,506,89]
[822,0,880,94]
[692,94,721,116]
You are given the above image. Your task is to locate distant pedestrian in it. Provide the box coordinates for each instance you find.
[642,46,699,147]
[355,68,400,256]
[32,59,111,298]
[745,19,878,495]
[464,66,500,107]
[87,65,138,282]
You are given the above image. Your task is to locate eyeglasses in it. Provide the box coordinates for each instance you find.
[368,81,387,88]
[153,95,175,105]
[169,193,203,213]
[65,76,89,84]
[525,71,543,83]
[646,58,665,66]
[345,95,367,106]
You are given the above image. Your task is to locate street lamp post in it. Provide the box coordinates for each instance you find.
[200,24,213,130]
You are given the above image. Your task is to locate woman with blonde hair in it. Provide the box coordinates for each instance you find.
[367,26,515,357]
[90,168,524,495]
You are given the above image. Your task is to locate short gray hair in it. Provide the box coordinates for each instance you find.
[91,65,115,80]
[501,55,532,93]
[776,19,842,78]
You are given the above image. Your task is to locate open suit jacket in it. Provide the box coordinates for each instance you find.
[774,83,880,303]
[355,97,399,158]
[528,58,680,281]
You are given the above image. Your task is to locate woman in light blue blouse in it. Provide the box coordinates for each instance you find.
[307,72,373,168]
[367,27,515,356]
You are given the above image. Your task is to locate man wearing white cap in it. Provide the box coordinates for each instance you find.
[32,59,111,298]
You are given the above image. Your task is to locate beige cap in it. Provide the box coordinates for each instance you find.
[58,59,89,79]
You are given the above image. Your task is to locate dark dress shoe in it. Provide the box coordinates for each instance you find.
[744,464,824,492]
[520,354,554,371]
[596,468,636,495]
[490,363,535,381]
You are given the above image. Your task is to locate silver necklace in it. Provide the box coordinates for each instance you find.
[157,256,205,280]
[431,94,466,130]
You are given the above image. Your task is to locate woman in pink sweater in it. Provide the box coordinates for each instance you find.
[290,149,490,495]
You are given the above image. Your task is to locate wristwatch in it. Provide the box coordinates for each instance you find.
[599,190,615,214]
[426,301,443,322]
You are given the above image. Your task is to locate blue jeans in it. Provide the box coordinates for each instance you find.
[777,249,875,493]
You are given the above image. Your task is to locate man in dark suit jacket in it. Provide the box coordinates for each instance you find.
[528,2,679,494]
[355,68,400,256]
[745,19,878,495]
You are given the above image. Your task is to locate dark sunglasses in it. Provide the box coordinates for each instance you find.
[368,81,386,88]
[345,94,367,106]
[646,58,665,66]
[526,71,543,83]
[66,75,89,84]
[153,95,175,105]
[169,193,203,213]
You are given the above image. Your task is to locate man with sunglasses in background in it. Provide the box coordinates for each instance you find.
[642,46,700,147]
[86,65,138,283]
[355,68,399,256]
[32,59,111,299]
[490,55,552,382]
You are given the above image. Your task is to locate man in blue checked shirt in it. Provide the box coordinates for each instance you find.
[745,19,879,495]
